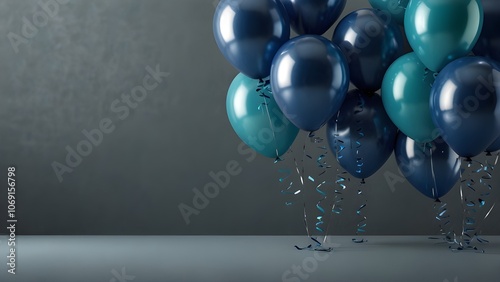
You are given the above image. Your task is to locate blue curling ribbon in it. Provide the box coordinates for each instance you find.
[352,93,367,243]
[279,167,298,206]
[315,180,327,233]
[426,143,456,243]
[257,78,282,163]
[294,237,333,252]
[322,111,350,240]
[333,111,348,214]
[276,120,338,251]
[295,131,336,251]
[429,201,455,243]
[308,132,331,234]
[453,156,496,253]
[352,181,367,244]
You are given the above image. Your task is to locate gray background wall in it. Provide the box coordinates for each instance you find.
[0,0,498,235]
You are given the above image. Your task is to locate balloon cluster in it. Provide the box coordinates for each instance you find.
[214,0,500,202]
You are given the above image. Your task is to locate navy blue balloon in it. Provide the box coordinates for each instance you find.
[280,0,346,35]
[473,0,500,62]
[394,133,460,200]
[487,136,500,153]
[213,0,290,79]
[271,35,349,132]
[332,8,404,92]
[430,57,500,158]
[326,90,398,179]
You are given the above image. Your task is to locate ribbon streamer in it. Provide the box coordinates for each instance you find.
[331,111,348,216]
[429,200,455,244]
[352,180,367,243]
[427,143,456,243]
[257,78,281,163]
[279,130,336,252]
[283,131,332,250]
[352,93,367,243]
[322,111,349,245]
[453,157,495,252]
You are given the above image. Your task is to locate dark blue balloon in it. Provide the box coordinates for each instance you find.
[280,0,346,35]
[487,136,500,153]
[430,57,500,158]
[213,0,290,79]
[473,0,500,62]
[332,8,404,92]
[394,133,460,200]
[271,35,349,132]
[326,90,398,179]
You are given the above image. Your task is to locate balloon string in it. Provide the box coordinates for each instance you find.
[311,132,329,235]
[277,146,331,250]
[300,133,310,239]
[323,111,348,243]
[474,153,498,244]
[351,92,367,243]
[453,158,486,252]
[290,133,314,250]
[352,180,367,243]
[294,132,333,252]
[427,144,455,243]
[312,132,336,248]
[323,168,348,243]
[354,92,365,175]
[463,159,479,247]
[278,149,298,206]
[294,236,333,252]
[428,143,438,199]
[257,78,281,163]
[429,201,455,243]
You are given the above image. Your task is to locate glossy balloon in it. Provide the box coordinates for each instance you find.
[332,8,404,92]
[227,73,299,158]
[280,0,346,35]
[368,0,409,25]
[405,0,483,72]
[394,133,460,200]
[486,136,500,153]
[382,52,438,143]
[213,0,290,79]
[430,57,500,158]
[473,0,500,62]
[271,35,349,132]
[327,90,398,179]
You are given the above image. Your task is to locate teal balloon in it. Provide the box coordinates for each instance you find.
[226,73,299,158]
[382,52,438,143]
[369,0,409,25]
[404,0,483,72]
